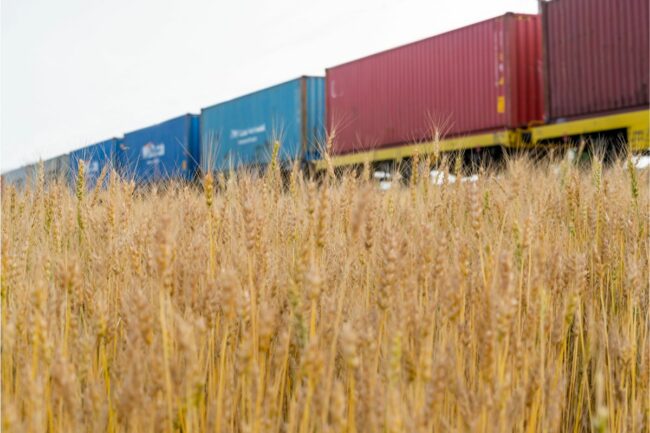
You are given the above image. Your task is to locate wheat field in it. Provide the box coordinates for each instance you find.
[1,156,648,433]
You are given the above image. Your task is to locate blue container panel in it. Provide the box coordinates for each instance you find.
[305,77,326,161]
[69,138,118,189]
[119,114,199,183]
[200,76,325,172]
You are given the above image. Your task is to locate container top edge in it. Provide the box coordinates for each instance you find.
[123,113,198,137]
[326,12,537,72]
[200,76,324,113]
[70,137,123,154]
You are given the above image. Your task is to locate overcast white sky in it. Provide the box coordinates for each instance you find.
[1,0,537,172]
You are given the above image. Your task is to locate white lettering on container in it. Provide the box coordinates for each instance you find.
[86,160,100,174]
[230,124,266,145]
[142,142,166,159]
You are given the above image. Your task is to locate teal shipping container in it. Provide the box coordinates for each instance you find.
[200,76,325,173]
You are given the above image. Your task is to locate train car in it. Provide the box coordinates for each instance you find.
[542,0,648,120]
[2,154,68,188]
[322,13,542,169]
[8,3,647,182]
[200,76,325,173]
[117,114,200,183]
[1,165,34,189]
[42,154,70,182]
[531,0,649,151]
[69,138,119,189]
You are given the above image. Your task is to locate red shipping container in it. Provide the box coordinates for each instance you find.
[326,13,543,155]
[542,0,649,120]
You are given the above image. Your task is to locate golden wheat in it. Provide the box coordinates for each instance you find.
[1,156,649,433]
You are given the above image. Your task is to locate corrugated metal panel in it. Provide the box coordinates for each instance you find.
[118,114,199,183]
[69,138,118,189]
[510,14,544,127]
[2,155,70,188]
[200,76,325,173]
[1,166,32,188]
[326,14,543,155]
[543,0,649,120]
[305,77,326,161]
[42,154,69,181]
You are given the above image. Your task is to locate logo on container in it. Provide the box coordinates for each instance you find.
[84,159,100,174]
[230,124,266,145]
[142,142,165,159]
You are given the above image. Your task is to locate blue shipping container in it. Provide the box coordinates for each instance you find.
[200,76,325,172]
[69,138,118,189]
[118,114,199,183]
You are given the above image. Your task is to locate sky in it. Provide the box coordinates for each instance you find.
[1,0,538,173]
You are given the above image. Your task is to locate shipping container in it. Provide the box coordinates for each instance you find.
[326,13,542,154]
[200,76,325,173]
[542,0,649,121]
[69,138,119,189]
[118,114,199,183]
[1,165,33,189]
[42,154,70,181]
[1,156,68,189]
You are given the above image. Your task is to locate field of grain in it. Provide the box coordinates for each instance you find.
[1,156,649,433]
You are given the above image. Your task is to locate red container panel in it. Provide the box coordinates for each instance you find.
[543,0,649,120]
[326,14,543,155]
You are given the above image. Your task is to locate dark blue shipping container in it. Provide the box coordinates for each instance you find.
[118,114,199,183]
[200,76,325,172]
[69,138,118,189]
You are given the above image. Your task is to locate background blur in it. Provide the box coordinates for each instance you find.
[1,0,537,172]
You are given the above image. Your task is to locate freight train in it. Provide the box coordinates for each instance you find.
[2,0,648,188]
